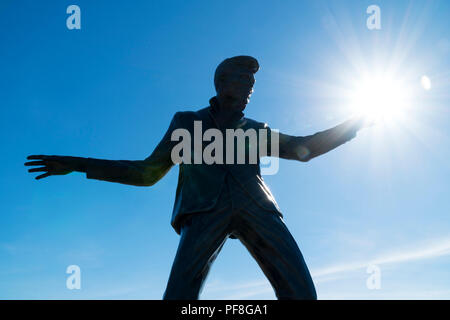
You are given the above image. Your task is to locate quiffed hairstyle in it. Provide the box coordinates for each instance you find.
[214,55,259,91]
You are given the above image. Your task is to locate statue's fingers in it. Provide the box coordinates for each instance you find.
[27,155,47,160]
[24,161,46,166]
[36,172,51,180]
[28,166,48,173]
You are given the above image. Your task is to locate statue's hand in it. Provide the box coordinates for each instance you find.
[349,115,376,131]
[25,155,75,180]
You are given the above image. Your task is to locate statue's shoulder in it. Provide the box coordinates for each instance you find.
[242,116,270,130]
[194,106,211,119]
[175,106,209,118]
[171,106,210,128]
[178,106,210,121]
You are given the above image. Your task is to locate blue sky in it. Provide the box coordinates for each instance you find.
[1,0,449,299]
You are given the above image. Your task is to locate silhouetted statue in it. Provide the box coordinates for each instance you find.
[25,56,370,299]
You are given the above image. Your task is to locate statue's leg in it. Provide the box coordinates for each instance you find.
[233,208,317,300]
[163,207,232,300]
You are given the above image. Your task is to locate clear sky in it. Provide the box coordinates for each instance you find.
[1,0,449,299]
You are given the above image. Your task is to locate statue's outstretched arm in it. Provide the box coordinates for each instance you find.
[25,112,182,186]
[277,116,368,162]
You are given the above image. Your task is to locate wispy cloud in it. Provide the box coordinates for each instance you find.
[202,237,450,299]
[312,237,450,278]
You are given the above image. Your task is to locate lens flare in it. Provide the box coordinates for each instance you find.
[421,75,431,90]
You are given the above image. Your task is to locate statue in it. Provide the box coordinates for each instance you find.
[25,56,370,299]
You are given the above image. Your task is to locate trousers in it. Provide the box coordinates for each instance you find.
[163,174,317,300]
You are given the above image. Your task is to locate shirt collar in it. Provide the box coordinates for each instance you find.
[208,96,244,125]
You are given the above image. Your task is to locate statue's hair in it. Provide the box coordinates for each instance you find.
[214,55,259,91]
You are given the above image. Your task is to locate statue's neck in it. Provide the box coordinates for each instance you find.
[210,96,244,127]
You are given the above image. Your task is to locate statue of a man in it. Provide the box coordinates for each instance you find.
[25,56,370,299]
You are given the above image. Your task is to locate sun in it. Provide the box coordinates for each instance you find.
[350,74,411,123]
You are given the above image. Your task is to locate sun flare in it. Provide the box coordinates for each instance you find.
[350,75,411,123]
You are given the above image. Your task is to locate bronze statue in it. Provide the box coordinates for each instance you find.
[25,56,370,299]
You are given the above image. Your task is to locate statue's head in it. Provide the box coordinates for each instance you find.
[214,55,259,111]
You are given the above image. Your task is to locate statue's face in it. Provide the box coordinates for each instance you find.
[218,69,255,111]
